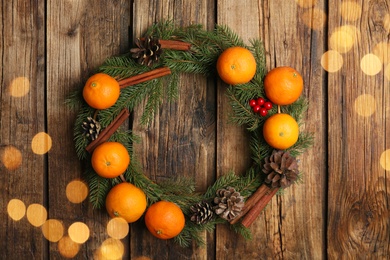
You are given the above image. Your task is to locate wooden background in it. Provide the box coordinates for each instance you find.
[1,0,389,259]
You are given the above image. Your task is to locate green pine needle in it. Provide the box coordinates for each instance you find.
[68,20,313,248]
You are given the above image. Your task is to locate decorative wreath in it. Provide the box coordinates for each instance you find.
[68,21,312,247]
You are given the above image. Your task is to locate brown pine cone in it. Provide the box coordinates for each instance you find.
[130,36,163,67]
[213,187,244,221]
[262,150,299,188]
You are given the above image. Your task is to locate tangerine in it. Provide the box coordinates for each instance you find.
[105,182,147,223]
[91,142,130,178]
[264,66,303,105]
[216,46,257,85]
[83,73,120,110]
[144,201,185,240]
[263,113,299,150]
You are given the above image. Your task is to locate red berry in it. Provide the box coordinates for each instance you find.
[257,97,265,106]
[249,99,257,107]
[253,105,261,113]
[263,101,273,110]
[259,107,268,116]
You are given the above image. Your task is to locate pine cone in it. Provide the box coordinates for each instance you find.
[262,150,299,188]
[82,117,101,141]
[190,201,214,224]
[130,36,163,67]
[213,187,244,221]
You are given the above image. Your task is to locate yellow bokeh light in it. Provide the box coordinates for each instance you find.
[354,94,376,117]
[341,1,362,22]
[360,53,382,76]
[295,0,317,8]
[96,238,125,260]
[7,199,26,221]
[301,8,327,30]
[0,145,22,171]
[66,180,89,204]
[329,26,356,53]
[107,217,129,239]
[380,149,390,171]
[373,42,390,65]
[26,203,47,227]
[41,219,64,242]
[321,50,343,73]
[31,132,52,155]
[68,222,90,244]
[58,236,80,259]
[9,77,30,97]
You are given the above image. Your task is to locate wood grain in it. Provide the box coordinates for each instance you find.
[0,1,46,258]
[327,0,390,258]
[131,1,216,259]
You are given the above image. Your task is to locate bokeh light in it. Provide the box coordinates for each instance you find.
[7,199,26,221]
[31,132,52,155]
[354,94,376,117]
[26,203,48,227]
[96,238,125,260]
[321,50,343,72]
[360,54,382,76]
[66,180,89,204]
[8,77,30,97]
[0,145,22,171]
[58,235,80,259]
[329,26,358,53]
[373,42,390,65]
[301,8,327,30]
[340,1,362,22]
[68,222,90,244]
[107,217,129,239]
[41,219,64,242]
[295,0,317,8]
[380,149,390,171]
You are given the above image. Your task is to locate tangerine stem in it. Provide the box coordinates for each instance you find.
[277,105,281,114]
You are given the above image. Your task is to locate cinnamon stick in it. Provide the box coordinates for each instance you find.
[139,38,191,51]
[86,108,130,153]
[230,184,270,225]
[241,187,279,227]
[159,39,191,51]
[118,67,171,88]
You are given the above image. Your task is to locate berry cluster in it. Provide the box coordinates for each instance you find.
[249,97,273,116]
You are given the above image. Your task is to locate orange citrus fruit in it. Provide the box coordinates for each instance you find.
[263,113,299,150]
[144,201,185,239]
[105,182,147,223]
[264,66,303,105]
[83,73,120,110]
[91,142,130,178]
[216,46,257,85]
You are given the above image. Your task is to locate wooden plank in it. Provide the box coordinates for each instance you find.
[327,0,390,258]
[217,0,327,258]
[0,0,46,258]
[261,1,327,259]
[215,1,260,259]
[131,1,216,259]
[46,0,130,258]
